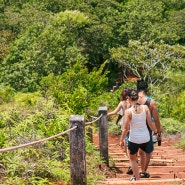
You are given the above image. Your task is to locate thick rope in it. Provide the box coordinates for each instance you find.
[0,113,103,153]
[85,114,102,126]
[0,126,77,153]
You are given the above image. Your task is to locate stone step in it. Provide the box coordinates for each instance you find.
[112,157,174,164]
[95,178,185,185]
[111,160,185,167]
[116,165,185,174]
[109,156,185,164]
[115,172,185,179]
[114,163,185,170]
[96,135,185,185]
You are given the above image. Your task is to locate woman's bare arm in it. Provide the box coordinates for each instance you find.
[119,110,130,147]
[108,101,123,116]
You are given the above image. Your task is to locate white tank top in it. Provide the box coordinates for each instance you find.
[128,105,150,144]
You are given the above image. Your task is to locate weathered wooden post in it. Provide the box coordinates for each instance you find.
[70,115,86,185]
[98,107,109,166]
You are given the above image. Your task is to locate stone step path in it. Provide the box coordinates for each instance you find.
[94,134,185,185]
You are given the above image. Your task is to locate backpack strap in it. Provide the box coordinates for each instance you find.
[144,98,152,133]
[145,98,151,108]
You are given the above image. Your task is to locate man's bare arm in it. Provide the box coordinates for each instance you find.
[150,100,163,133]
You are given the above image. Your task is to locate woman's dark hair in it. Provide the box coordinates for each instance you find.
[127,89,138,101]
[137,79,148,94]
[120,87,130,101]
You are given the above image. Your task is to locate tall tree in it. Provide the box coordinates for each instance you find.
[110,40,185,94]
[119,0,181,44]
[0,10,89,91]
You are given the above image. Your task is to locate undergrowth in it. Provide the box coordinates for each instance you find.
[0,93,105,185]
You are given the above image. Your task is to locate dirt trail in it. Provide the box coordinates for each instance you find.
[93,134,185,185]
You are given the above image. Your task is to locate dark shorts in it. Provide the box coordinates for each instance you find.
[147,127,154,152]
[142,128,154,153]
[147,133,154,153]
[125,133,129,147]
[128,139,153,155]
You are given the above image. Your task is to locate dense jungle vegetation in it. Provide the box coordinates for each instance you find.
[0,0,185,184]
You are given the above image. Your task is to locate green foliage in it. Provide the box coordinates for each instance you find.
[119,0,181,43]
[1,0,185,92]
[1,176,50,185]
[0,95,71,184]
[171,8,185,45]
[0,85,15,104]
[0,0,185,183]
[110,41,185,95]
[0,90,107,184]
[171,90,185,122]
[2,149,66,178]
[14,92,40,106]
[0,10,89,91]
[85,134,106,184]
[87,81,136,117]
[40,61,109,115]
[80,0,125,68]
[161,118,185,134]
[86,154,106,185]
[154,70,185,122]
[0,132,6,147]
[160,0,185,11]
[0,30,14,62]
[177,135,185,150]
[108,122,121,136]
[32,0,64,13]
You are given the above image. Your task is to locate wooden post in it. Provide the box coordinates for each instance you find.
[70,115,86,185]
[98,107,109,166]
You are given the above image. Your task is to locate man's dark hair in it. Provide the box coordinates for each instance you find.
[137,79,148,94]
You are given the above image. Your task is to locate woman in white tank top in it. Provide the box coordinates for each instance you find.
[129,105,150,144]
[119,89,157,181]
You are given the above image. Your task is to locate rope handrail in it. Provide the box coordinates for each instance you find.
[85,114,102,126]
[88,115,98,119]
[0,113,103,153]
[0,126,77,153]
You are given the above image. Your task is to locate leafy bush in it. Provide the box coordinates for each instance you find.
[155,70,185,122]
[0,1,185,183]
[14,92,40,106]
[108,122,122,136]
[171,90,185,122]
[40,61,109,115]
[0,91,107,185]
[0,85,15,104]
[0,95,71,184]
[161,118,185,134]
[85,135,106,185]
[90,81,136,112]
[177,134,185,149]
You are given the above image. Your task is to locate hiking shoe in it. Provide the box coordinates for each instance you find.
[129,176,136,181]
[139,171,150,178]
[144,172,150,178]
[126,166,133,175]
